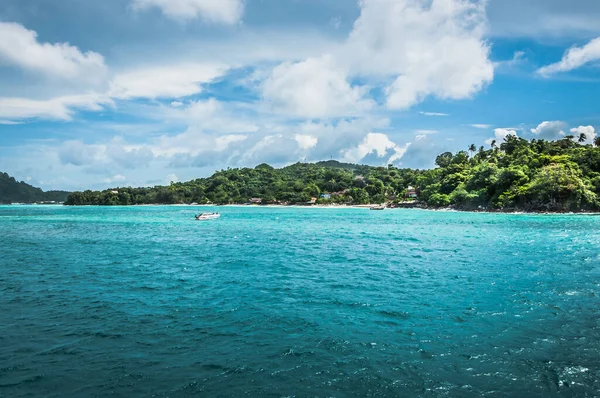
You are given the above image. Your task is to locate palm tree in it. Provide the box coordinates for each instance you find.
[595,136,600,147]
[468,144,476,157]
[578,133,587,144]
[490,140,496,148]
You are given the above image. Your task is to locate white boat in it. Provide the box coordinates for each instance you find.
[370,205,386,210]
[195,212,220,221]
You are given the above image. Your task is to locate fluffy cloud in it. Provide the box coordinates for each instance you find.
[104,174,127,184]
[420,112,449,117]
[570,125,597,145]
[395,134,445,169]
[469,124,493,129]
[262,55,374,119]
[109,64,226,99]
[343,0,494,109]
[59,138,156,169]
[0,94,113,121]
[485,128,518,146]
[261,0,493,117]
[0,22,107,84]
[295,117,391,162]
[59,140,105,166]
[295,134,318,150]
[530,121,567,140]
[131,0,244,24]
[537,37,600,76]
[342,133,409,164]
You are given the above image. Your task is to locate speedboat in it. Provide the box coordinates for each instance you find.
[370,205,386,210]
[195,212,220,220]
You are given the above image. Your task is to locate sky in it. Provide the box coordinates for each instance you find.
[1,0,600,191]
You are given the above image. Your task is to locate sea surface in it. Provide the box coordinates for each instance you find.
[1,205,599,397]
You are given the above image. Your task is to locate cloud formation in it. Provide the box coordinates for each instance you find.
[131,0,244,24]
[486,128,518,146]
[420,112,449,117]
[109,64,227,99]
[0,94,113,121]
[342,133,410,165]
[530,121,567,140]
[537,37,600,76]
[262,55,374,119]
[344,0,494,109]
[0,22,107,84]
[570,125,597,145]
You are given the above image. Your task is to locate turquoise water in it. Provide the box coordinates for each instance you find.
[1,205,599,397]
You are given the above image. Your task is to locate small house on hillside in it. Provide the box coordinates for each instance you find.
[249,198,262,204]
[307,197,317,205]
[405,186,418,199]
[321,193,332,200]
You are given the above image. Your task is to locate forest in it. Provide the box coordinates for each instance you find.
[0,172,70,204]
[65,135,600,212]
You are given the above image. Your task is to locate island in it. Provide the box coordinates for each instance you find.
[63,136,600,213]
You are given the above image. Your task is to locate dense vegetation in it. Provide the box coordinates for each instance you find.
[66,136,600,212]
[0,172,70,204]
[65,161,419,206]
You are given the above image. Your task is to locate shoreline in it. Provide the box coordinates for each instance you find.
[9,203,599,215]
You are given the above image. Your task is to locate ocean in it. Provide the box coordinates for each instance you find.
[1,205,599,397]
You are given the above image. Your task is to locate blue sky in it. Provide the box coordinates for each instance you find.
[1,0,600,190]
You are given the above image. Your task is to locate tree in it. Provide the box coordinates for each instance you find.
[595,136,600,147]
[579,133,587,144]
[468,144,476,157]
[348,188,369,204]
[435,152,453,168]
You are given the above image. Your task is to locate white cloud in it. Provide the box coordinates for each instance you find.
[395,134,444,169]
[59,140,105,166]
[342,132,409,164]
[262,55,374,119]
[295,134,318,150]
[166,174,179,183]
[343,0,494,109]
[104,174,127,184]
[0,94,113,121]
[109,64,226,99]
[537,37,600,76]
[486,128,518,146]
[469,124,493,129]
[0,22,107,84]
[171,101,184,107]
[420,112,449,117]
[258,0,493,119]
[0,120,22,125]
[530,121,567,140]
[59,137,155,169]
[570,125,597,145]
[494,51,527,71]
[131,0,244,24]
[214,134,248,151]
[414,129,438,135]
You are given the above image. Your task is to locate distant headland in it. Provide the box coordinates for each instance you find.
[0,172,70,204]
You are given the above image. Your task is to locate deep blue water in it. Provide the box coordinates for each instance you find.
[1,205,599,397]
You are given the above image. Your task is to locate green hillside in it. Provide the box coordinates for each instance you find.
[65,136,600,212]
[0,172,70,204]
